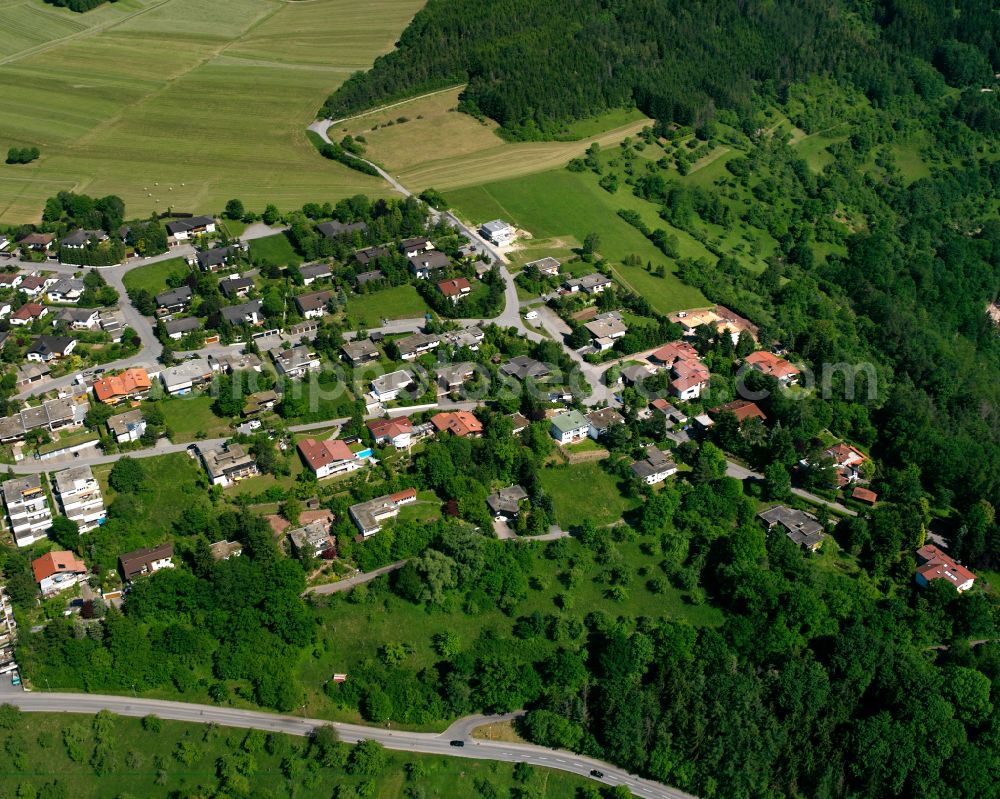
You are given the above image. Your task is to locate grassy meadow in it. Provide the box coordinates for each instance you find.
[0,0,428,224]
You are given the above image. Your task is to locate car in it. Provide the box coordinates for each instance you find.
[589,770,604,778]
[11,673,20,686]
[449,740,465,747]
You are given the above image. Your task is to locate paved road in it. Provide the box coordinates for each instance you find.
[305,559,408,595]
[6,692,695,799]
[7,437,221,474]
[724,460,857,517]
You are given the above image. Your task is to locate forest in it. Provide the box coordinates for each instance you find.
[322,0,1000,139]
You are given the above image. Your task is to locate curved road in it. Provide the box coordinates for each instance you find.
[7,692,695,799]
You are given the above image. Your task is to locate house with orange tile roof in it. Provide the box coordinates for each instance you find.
[430,411,483,438]
[367,416,414,449]
[709,399,767,423]
[743,351,800,383]
[32,550,87,596]
[915,544,976,592]
[92,368,152,405]
[297,438,369,479]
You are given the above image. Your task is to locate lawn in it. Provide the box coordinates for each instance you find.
[538,461,641,528]
[155,395,232,441]
[0,0,425,223]
[248,232,301,267]
[0,712,591,799]
[449,168,707,313]
[122,256,190,296]
[347,284,432,327]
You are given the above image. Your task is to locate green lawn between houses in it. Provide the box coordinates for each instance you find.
[121,256,191,296]
[155,395,233,441]
[347,284,433,327]
[537,460,640,529]
[0,712,592,799]
[248,232,302,267]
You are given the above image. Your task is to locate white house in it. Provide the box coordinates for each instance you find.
[549,410,590,445]
[297,438,369,479]
[53,465,106,532]
[480,220,515,246]
[370,370,414,403]
[32,551,87,596]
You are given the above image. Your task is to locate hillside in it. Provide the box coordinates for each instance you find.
[322,0,1000,139]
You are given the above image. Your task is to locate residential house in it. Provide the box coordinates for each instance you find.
[0,273,22,289]
[823,442,868,485]
[355,269,384,288]
[297,437,369,479]
[510,412,530,435]
[479,219,515,246]
[441,325,485,350]
[26,335,76,362]
[166,216,216,241]
[53,465,105,532]
[710,399,767,423]
[273,346,321,379]
[367,416,414,449]
[0,395,87,444]
[99,308,126,341]
[219,299,263,327]
[164,316,201,340]
[340,338,380,367]
[219,276,254,299]
[18,275,52,297]
[400,236,432,257]
[10,303,46,326]
[408,250,450,279]
[194,245,239,272]
[620,362,655,387]
[431,410,483,438]
[60,228,108,251]
[32,551,87,596]
[2,475,52,547]
[630,445,678,485]
[242,390,278,417]
[294,290,333,319]
[93,368,152,405]
[354,245,391,267]
[208,351,262,374]
[14,363,49,390]
[743,351,800,384]
[197,441,259,487]
[209,540,243,560]
[437,277,471,303]
[650,398,688,428]
[159,359,213,395]
[550,410,590,444]
[758,506,825,552]
[349,488,417,536]
[299,263,332,285]
[587,407,625,440]
[53,307,100,330]
[317,220,367,240]
[525,257,561,276]
[396,332,440,361]
[500,356,550,381]
[289,519,336,558]
[487,485,528,520]
[584,313,628,351]
[650,341,710,400]
[915,544,976,592]
[107,409,146,443]
[119,543,174,582]
[370,369,414,403]
[564,273,611,294]
[17,232,54,252]
[437,361,476,395]
[46,278,85,304]
[155,286,192,314]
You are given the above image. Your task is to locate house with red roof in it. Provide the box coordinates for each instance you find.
[430,410,483,438]
[649,340,710,400]
[915,544,976,592]
[32,550,87,596]
[743,351,800,384]
[709,399,767,423]
[367,416,414,449]
[297,438,369,479]
[10,303,47,326]
[437,277,471,303]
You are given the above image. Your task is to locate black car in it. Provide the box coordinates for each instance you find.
[449,740,465,747]
[589,770,604,778]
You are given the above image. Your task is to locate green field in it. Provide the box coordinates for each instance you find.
[0,712,591,798]
[156,395,232,441]
[537,461,641,528]
[348,284,432,326]
[0,0,429,224]
[249,232,301,267]
[122,256,190,295]
[449,168,708,313]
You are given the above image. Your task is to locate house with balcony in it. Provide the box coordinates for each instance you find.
[2,475,52,547]
[53,465,106,532]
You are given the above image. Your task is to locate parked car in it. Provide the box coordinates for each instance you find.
[11,672,20,686]
[449,740,465,747]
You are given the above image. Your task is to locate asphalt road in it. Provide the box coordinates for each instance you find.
[7,692,696,799]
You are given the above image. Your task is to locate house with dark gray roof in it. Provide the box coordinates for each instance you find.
[317,220,367,239]
[219,276,254,299]
[164,316,201,340]
[195,245,238,272]
[487,485,528,519]
[155,286,192,313]
[220,299,263,326]
[758,506,825,551]
[300,263,332,285]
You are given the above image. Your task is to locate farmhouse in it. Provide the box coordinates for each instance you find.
[32,551,87,596]
[297,437,368,479]
[758,506,825,552]
[437,277,471,303]
[630,445,678,485]
[915,545,977,591]
[119,543,174,582]
[53,465,105,532]
[107,408,146,443]
[166,216,216,241]
[367,416,414,448]
[26,335,76,362]
[93,368,152,405]
[349,488,417,537]
[479,219,515,246]
[408,250,450,279]
[273,346,321,379]
[550,410,590,444]
[197,441,259,487]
